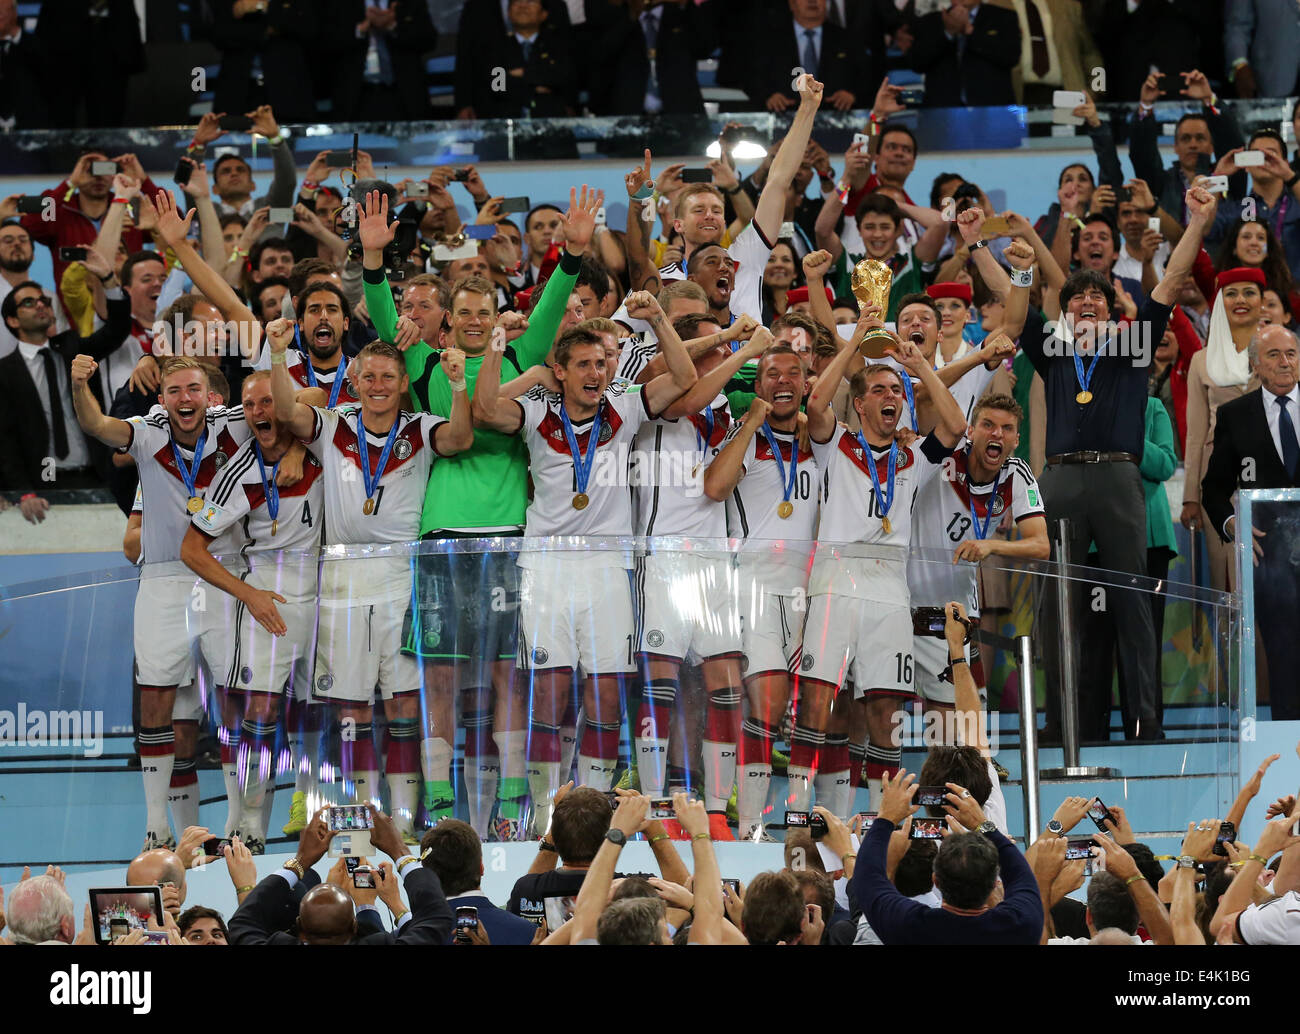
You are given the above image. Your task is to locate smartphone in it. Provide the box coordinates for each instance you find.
[344,855,361,873]
[15,195,44,214]
[452,167,472,182]
[1118,186,1133,203]
[174,157,194,187]
[455,905,479,940]
[499,196,530,214]
[1235,150,1266,167]
[916,786,951,807]
[649,797,675,820]
[852,132,871,149]
[785,810,810,828]
[140,930,171,945]
[1052,90,1087,109]
[89,886,164,945]
[1087,798,1114,832]
[855,812,877,831]
[406,181,430,198]
[1050,109,1084,126]
[1202,175,1230,194]
[327,804,374,832]
[1214,820,1236,856]
[1065,838,1095,860]
[721,878,741,896]
[58,246,88,262]
[223,115,253,132]
[909,817,945,840]
[268,207,295,223]
[90,161,118,176]
[200,836,232,857]
[352,867,376,889]
[433,241,478,262]
[543,895,576,930]
[463,224,496,240]
[325,150,354,167]
[680,168,712,183]
[1147,216,1162,233]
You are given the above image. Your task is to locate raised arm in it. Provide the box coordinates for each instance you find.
[470,323,526,434]
[955,207,1012,298]
[893,336,965,446]
[801,249,838,333]
[568,795,649,944]
[806,309,874,442]
[663,323,770,419]
[677,794,722,945]
[999,238,1037,341]
[631,292,697,416]
[753,74,824,242]
[70,354,132,449]
[180,161,229,270]
[624,150,662,295]
[433,348,474,455]
[93,173,136,268]
[1150,184,1216,307]
[266,317,318,440]
[704,397,769,503]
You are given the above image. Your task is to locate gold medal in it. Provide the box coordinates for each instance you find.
[363,497,375,515]
[882,515,892,534]
[187,496,202,514]
[573,492,589,510]
[777,501,794,519]
[271,519,278,537]
[691,463,701,478]
[1076,390,1093,405]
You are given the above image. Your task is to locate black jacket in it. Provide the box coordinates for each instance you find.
[456,21,576,118]
[228,866,454,945]
[909,4,1021,107]
[323,0,439,121]
[1202,388,1300,540]
[584,0,718,116]
[747,11,869,109]
[0,294,130,494]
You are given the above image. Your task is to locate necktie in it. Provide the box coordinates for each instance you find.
[521,38,533,63]
[1024,0,1050,77]
[1278,395,1299,479]
[42,348,69,460]
[801,29,818,73]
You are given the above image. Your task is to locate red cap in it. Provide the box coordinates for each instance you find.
[1215,266,1267,292]
[926,282,973,304]
[786,284,835,306]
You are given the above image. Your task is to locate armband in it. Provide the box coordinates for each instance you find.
[1125,874,1146,887]
[1010,268,1033,288]
[267,133,284,146]
[269,351,287,366]
[112,196,131,205]
[395,855,420,873]
[720,183,741,196]
[631,183,654,201]
[1285,171,1300,191]
[448,378,468,393]
[1249,854,1270,866]
[302,179,320,191]
[235,884,255,895]
[20,492,36,501]
[968,239,989,253]
[537,838,558,852]
[283,857,305,879]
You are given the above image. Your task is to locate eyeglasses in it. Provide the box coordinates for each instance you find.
[16,295,51,309]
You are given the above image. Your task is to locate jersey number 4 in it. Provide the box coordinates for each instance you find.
[300,500,314,527]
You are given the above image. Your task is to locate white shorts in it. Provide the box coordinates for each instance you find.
[518,564,635,675]
[799,595,916,700]
[635,552,741,663]
[195,584,238,689]
[913,633,985,705]
[313,596,420,704]
[171,679,205,722]
[739,589,804,682]
[229,596,318,702]
[134,575,198,687]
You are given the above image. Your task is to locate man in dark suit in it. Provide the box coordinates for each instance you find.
[229,805,453,945]
[748,0,869,112]
[453,0,572,119]
[324,0,439,122]
[0,269,130,520]
[0,0,47,129]
[208,0,316,123]
[1202,324,1300,720]
[583,0,719,116]
[909,0,1021,106]
[454,0,576,119]
[420,819,538,945]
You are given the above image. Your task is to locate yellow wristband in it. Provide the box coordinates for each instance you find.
[235,884,255,895]
[692,832,710,841]
[1125,874,1145,886]
[1250,854,1270,867]
[649,834,669,844]
[395,855,419,873]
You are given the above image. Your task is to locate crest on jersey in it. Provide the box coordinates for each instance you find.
[240,666,253,685]
[801,653,814,671]
[646,630,665,649]
[316,674,334,692]
[989,494,1006,516]
[213,451,228,469]
[393,438,413,461]
[532,647,549,665]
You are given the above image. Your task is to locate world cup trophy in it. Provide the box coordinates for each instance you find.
[851,259,895,359]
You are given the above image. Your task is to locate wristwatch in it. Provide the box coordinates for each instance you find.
[604,828,627,847]
[1176,854,1197,870]
[1046,819,1065,837]
[977,821,997,835]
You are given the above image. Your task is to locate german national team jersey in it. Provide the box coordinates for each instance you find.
[810,425,952,602]
[516,385,653,569]
[255,348,359,405]
[724,422,818,578]
[192,438,326,601]
[124,404,251,572]
[632,394,731,539]
[613,332,657,388]
[305,406,447,599]
[658,222,771,323]
[907,446,1043,616]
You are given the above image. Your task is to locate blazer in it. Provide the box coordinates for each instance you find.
[1202,387,1300,540]
[228,865,454,945]
[0,295,131,494]
[457,22,576,118]
[1225,0,1300,98]
[584,0,718,116]
[909,3,1022,107]
[747,12,869,109]
[323,0,439,121]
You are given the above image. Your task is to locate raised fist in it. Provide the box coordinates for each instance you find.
[625,291,662,321]
[266,317,295,353]
[1004,238,1035,271]
[71,354,98,386]
[802,249,832,280]
[441,347,467,383]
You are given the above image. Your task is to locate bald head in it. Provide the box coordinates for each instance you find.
[126,849,187,907]
[298,883,357,945]
[6,876,74,944]
[1090,927,1135,945]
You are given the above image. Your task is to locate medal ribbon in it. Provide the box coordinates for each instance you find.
[1073,347,1099,399]
[695,406,715,467]
[253,439,281,525]
[760,422,798,505]
[968,465,1002,541]
[559,402,604,497]
[856,432,897,522]
[171,429,207,502]
[356,412,400,503]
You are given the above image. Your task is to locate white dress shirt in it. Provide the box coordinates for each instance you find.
[1262,382,1300,467]
[16,339,91,469]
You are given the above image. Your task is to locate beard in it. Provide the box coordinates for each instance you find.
[0,252,32,274]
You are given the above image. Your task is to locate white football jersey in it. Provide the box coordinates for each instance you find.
[124,404,251,573]
[305,406,447,600]
[907,448,1044,616]
[254,348,359,405]
[192,438,326,601]
[632,394,731,539]
[516,384,653,569]
[809,425,952,603]
[658,222,771,322]
[724,422,819,582]
[613,331,657,387]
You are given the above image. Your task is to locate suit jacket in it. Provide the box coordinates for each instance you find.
[458,22,576,118]
[584,0,718,116]
[992,0,1103,98]
[0,30,48,128]
[0,295,130,494]
[1202,388,1300,540]
[747,12,869,109]
[324,0,439,121]
[910,4,1022,106]
[1095,0,1200,101]
[228,865,454,945]
[1225,0,1300,97]
[443,892,538,946]
[453,0,572,112]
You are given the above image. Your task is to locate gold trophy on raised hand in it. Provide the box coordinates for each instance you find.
[852,259,895,359]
